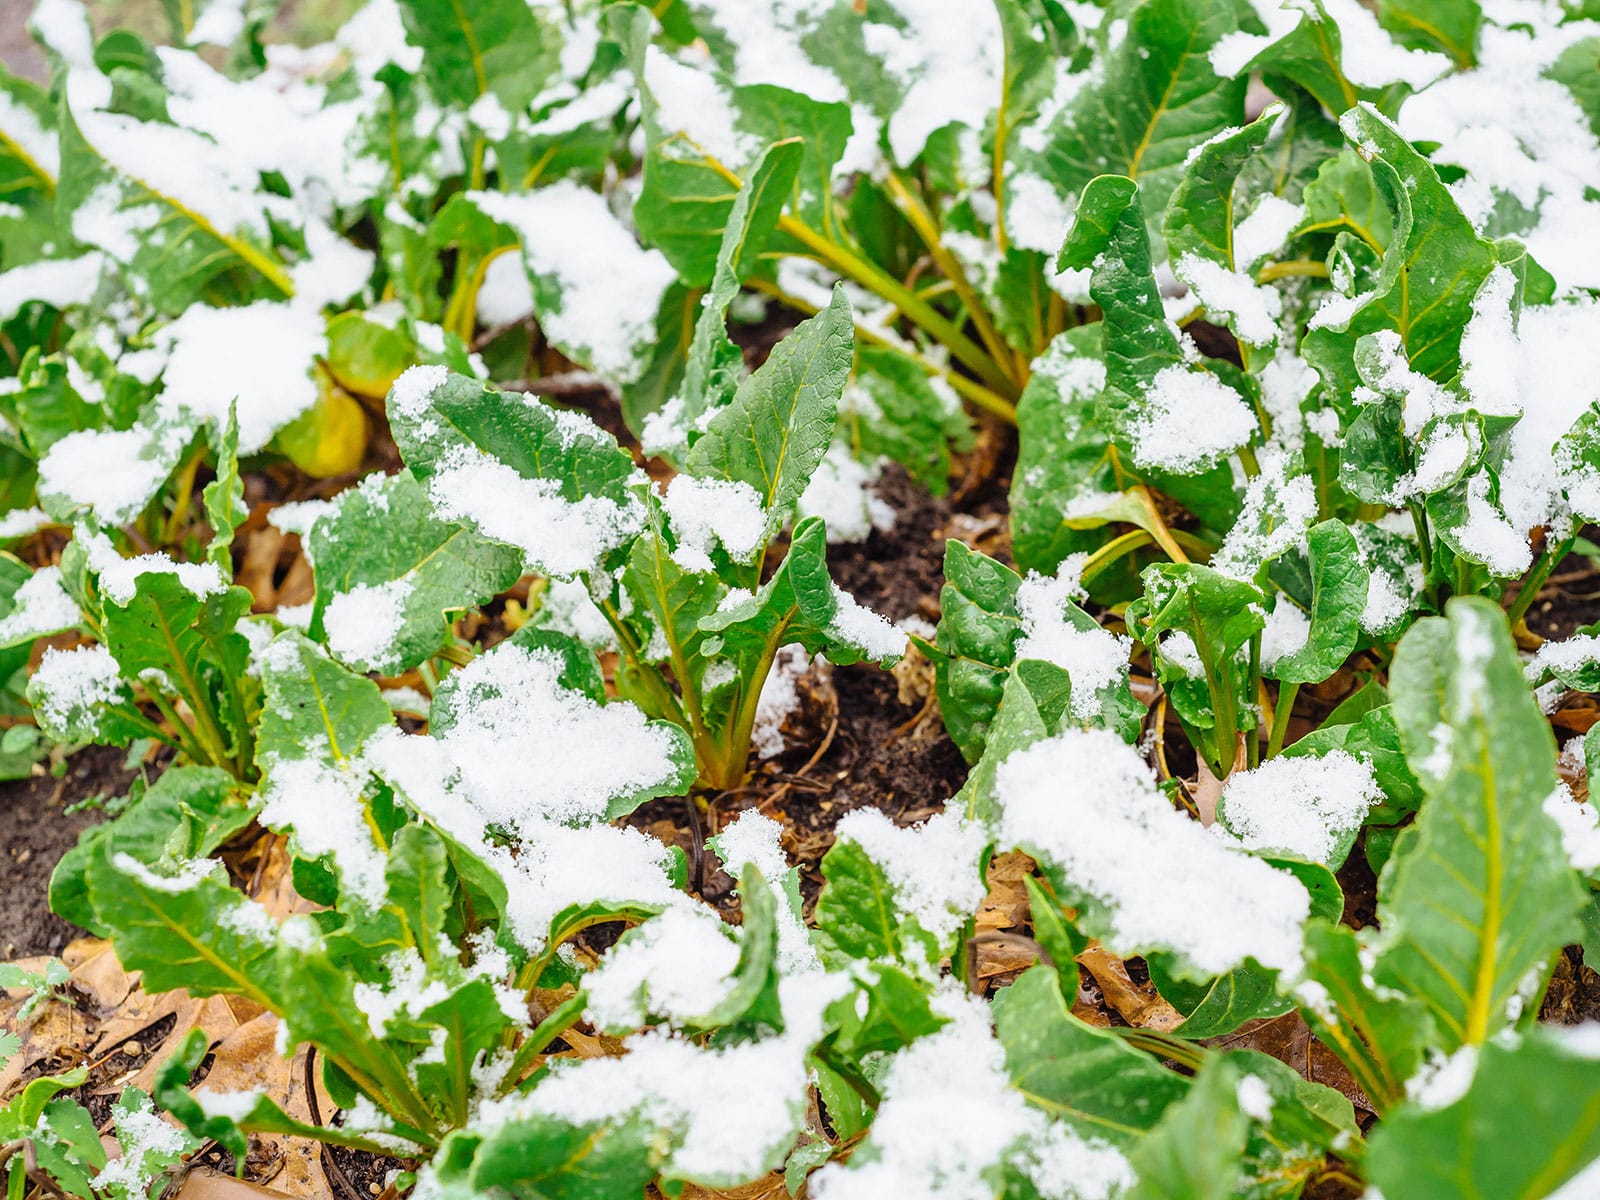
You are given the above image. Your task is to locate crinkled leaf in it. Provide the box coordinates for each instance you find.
[1267,520,1368,684]
[309,472,524,674]
[395,0,558,111]
[50,765,251,932]
[1303,104,1498,400]
[56,93,289,312]
[669,138,805,442]
[1036,0,1245,241]
[814,836,938,970]
[389,370,643,579]
[1010,327,1119,575]
[844,346,974,497]
[83,840,280,1007]
[927,539,1025,763]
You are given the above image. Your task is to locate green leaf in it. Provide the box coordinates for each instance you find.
[1226,1050,1362,1196]
[154,1029,408,1162]
[619,523,721,714]
[686,286,853,539]
[1058,175,1181,394]
[1037,0,1245,240]
[255,629,393,767]
[1294,920,1436,1115]
[732,86,851,231]
[0,71,57,201]
[56,93,290,311]
[1129,1058,1248,1200]
[50,765,252,932]
[36,1095,104,1196]
[610,3,742,287]
[994,966,1188,1146]
[386,823,452,962]
[665,138,806,446]
[814,838,934,969]
[388,370,644,579]
[692,865,784,1035]
[1211,0,1412,118]
[1303,104,1498,400]
[1369,1027,1600,1199]
[394,0,558,111]
[83,839,280,1008]
[1163,104,1287,345]
[927,539,1024,763]
[846,347,973,498]
[1010,327,1119,576]
[1127,563,1265,664]
[693,517,839,657]
[1380,598,1585,1048]
[96,568,254,764]
[1147,955,1291,1041]
[950,657,1067,826]
[1378,0,1481,67]
[1024,873,1089,995]
[202,407,247,569]
[1552,36,1600,140]
[1057,174,1247,515]
[0,1067,88,1141]
[0,554,80,652]
[465,1110,656,1198]
[309,471,524,674]
[1165,104,1282,268]
[1267,520,1368,685]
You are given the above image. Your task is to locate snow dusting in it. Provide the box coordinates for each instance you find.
[998,728,1311,975]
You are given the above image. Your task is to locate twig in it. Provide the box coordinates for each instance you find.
[303,1049,367,1200]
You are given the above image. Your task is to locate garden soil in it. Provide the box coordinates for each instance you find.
[0,746,138,957]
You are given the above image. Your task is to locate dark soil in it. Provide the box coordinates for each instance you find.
[0,745,140,958]
[323,1142,409,1200]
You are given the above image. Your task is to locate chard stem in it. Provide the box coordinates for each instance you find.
[882,170,1020,388]
[773,212,1019,401]
[1267,680,1300,758]
[1506,534,1575,630]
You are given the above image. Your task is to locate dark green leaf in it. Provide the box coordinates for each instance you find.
[686,286,853,539]
[994,966,1188,1145]
[309,472,524,674]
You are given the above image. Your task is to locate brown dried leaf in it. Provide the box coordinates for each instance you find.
[175,1168,294,1199]
[1207,1011,1371,1113]
[1076,946,1184,1033]
[238,526,284,612]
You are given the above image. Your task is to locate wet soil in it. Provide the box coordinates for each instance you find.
[0,745,141,958]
